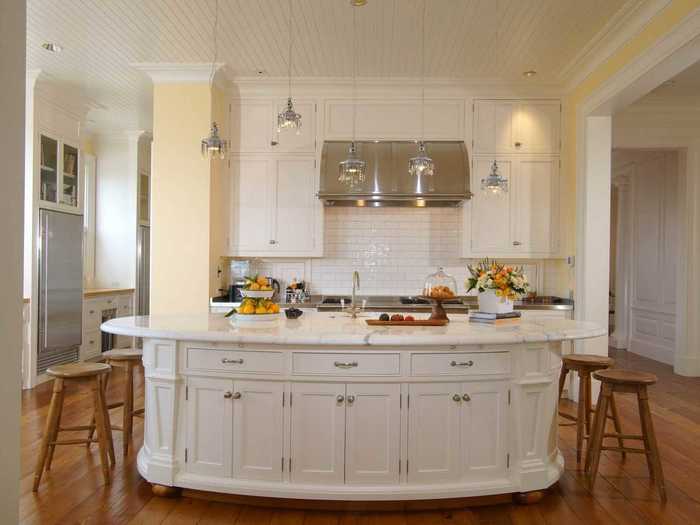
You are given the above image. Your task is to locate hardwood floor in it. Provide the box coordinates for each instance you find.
[20,349,700,524]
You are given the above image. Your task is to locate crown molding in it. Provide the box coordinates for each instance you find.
[132,62,225,84]
[560,0,673,91]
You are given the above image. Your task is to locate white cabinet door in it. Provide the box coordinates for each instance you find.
[186,377,233,477]
[512,158,558,254]
[230,101,274,153]
[469,157,514,254]
[345,383,401,485]
[460,381,509,481]
[407,383,462,483]
[290,383,346,484]
[473,101,516,154]
[230,159,274,254]
[513,102,560,154]
[272,100,317,153]
[232,380,285,481]
[272,159,319,255]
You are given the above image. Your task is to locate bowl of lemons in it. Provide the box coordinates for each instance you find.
[241,275,276,299]
[227,297,281,324]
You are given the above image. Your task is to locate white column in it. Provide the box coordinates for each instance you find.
[610,173,632,349]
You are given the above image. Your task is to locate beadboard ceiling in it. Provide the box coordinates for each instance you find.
[28,0,636,132]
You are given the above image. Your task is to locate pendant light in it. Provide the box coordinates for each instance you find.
[338,4,367,187]
[481,160,508,194]
[201,0,228,159]
[408,0,434,177]
[277,0,302,134]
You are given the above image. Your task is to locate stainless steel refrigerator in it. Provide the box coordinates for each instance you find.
[37,209,83,373]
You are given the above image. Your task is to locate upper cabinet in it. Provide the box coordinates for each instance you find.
[39,132,82,213]
[230,100,317,154]
[473,100,560,155]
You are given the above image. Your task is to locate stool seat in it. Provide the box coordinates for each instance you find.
[563,354,614,370]
[594,369,657,385]
[47,362,111,379]
[102,348,143,361]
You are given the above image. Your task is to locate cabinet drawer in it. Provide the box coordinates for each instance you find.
[186,348,284,374]
[83,301,102,331]
[292,353,400,376]
[411,352,510,376]
[81,330,101,360]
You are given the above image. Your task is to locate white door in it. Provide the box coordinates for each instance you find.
[272,100,317,153]
[290,383,346,484]
[512,158,557,254]
[460,381,509,481]
[473,101,516,154]
[230,159,274,254]
[469,157,514,254]
[230,101,274,153]
[272,159,319,255]
[186,377,233,477]
[407,383,462,483]
[232,381,285,482]
[513,102,560,154]
[345,383,401,485]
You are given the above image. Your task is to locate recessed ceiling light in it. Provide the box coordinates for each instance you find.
[41,42,63,53]
[351,0,367,6]
[522,70,537,78]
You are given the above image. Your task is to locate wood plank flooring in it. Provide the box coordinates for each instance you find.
[20,349,700,524]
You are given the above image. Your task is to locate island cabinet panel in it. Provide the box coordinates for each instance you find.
[407,383,462,483]
[345,384,401,485]
[186,377,233,478]
[290,383,346,485]
[232,381,285,481]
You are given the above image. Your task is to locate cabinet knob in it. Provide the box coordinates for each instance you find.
[452,394,462,402]
[514,142,522,147]
[512,241,522,246]
[336,394,345,403]
[224,391,233,399]
[232,392,242,399]
[269,239,277,245]
[271,140,278,146]
[346,395,355,404]
[462,393,471,402]
[450,360,474,367]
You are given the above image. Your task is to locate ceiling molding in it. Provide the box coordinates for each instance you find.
[132,62,225,84]
[560,0,673,91]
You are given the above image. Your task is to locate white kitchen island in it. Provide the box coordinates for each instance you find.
[101,312,605,505]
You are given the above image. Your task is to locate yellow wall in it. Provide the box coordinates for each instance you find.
[151,83,213,315]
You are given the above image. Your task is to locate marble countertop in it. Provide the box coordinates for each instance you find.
[102,311,605,347]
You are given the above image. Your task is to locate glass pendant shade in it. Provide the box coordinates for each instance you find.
[408,141,435,177]
[338,142,367,188]
[481,160,508,193]
[201,122,228,160]
[277,97,302,134]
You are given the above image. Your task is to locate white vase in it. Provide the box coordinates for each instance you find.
[478,289,514,314]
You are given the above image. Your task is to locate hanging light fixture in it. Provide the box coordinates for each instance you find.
[481,160,508,194]
[408,0,434,178]
[277,0,302,134]
[201,0,228,159]
[338,3,366,188]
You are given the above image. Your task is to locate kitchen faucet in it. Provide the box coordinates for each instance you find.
[349,270,361,319]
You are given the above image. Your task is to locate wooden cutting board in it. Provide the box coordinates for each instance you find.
[366,319,449,326]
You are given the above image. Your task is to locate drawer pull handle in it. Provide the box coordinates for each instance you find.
[334,361,358,369]
[221,358,244,365]
[513,241,522,246]
[452,394,462,402]
[347,395,355,404]
[450,360,474,367]
[89,340,95,345]
[89,310,95,314]
[232,392,242,399]
[462,393,471,402]
[336,394,345,403]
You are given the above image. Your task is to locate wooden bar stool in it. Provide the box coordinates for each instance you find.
[586,369,666,502]
[88,348,144,456]
[33,362,115,491]
[558,354,625,464]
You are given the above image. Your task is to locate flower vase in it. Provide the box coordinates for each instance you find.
[478,289,514,314]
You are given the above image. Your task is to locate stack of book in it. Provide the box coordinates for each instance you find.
[469,311,522,325]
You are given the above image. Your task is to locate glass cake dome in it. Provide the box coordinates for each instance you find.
[423,267,457,300]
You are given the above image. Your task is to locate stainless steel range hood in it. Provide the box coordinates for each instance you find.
[318,140,470,207]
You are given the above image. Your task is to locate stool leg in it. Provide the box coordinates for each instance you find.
[576,372,587,464]
[92,375,112,485]
[583,372,593,437]
[100,374,116,466]
[558,366,569,402]
[33,378,64,491]
[45,385,65,471]
[607,393,626,461]
[586,382,611,488]
[123,361,135,456]
[87,366,110,447]
[638,386,666,502]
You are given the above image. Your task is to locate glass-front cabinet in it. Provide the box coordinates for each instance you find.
[39,133,81,211]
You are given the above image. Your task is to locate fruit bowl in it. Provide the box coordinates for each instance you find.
[230,312,282,325]
[241,289,275,299]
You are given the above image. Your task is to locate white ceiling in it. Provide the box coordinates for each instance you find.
[27,0,635,132]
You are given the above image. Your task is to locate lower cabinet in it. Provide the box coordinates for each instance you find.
[408,381,509,483]
[290,382,401,485]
